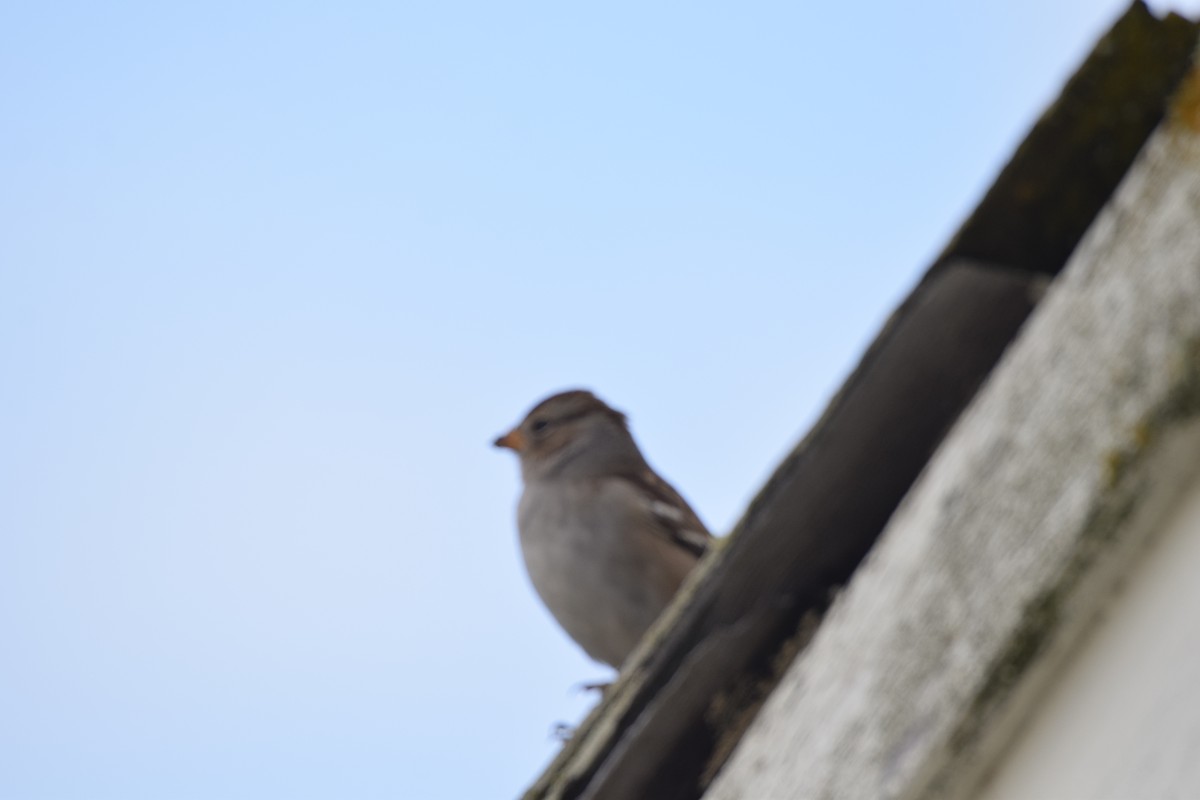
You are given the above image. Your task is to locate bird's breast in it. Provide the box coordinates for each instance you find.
[515,479,656,666]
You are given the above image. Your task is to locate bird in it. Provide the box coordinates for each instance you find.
[494,389,711,669]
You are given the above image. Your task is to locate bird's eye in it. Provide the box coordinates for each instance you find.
[531,418,549,433]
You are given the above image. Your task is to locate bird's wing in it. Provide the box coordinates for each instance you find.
[619,467,712,559]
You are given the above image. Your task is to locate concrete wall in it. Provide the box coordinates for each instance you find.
[976,468,1200,800]
[704,62,1200,800]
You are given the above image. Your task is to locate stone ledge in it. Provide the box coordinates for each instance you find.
[705,60,1200,800]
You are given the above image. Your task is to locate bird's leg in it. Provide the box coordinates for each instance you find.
[572,678,612,694]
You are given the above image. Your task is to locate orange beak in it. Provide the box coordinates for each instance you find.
[493,428,526,452]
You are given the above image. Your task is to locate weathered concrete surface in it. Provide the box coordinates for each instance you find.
[974,465,1200,799]
[706,63,1200,800]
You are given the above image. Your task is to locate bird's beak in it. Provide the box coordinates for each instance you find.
[493,428,526,452]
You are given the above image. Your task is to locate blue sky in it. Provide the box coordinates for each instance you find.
[3,2,1195,798]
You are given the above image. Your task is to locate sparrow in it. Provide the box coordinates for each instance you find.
[494,389,711,668]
